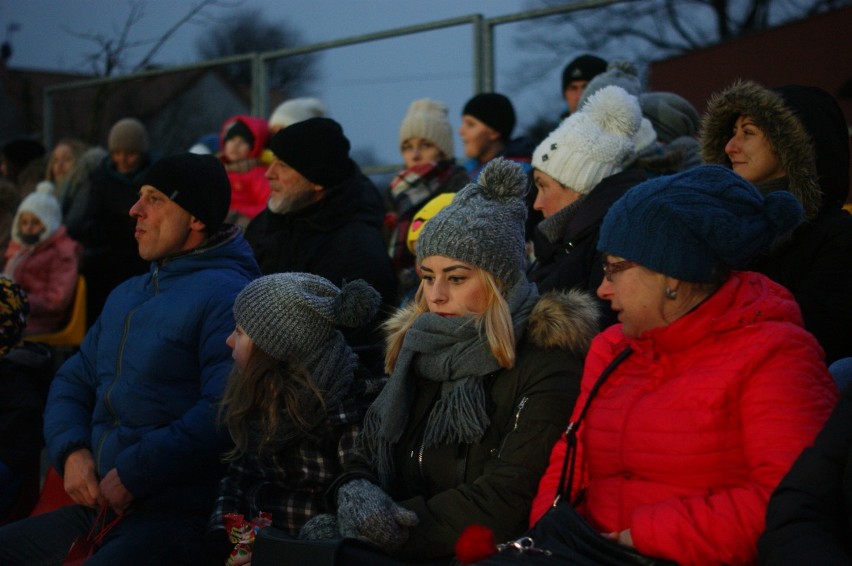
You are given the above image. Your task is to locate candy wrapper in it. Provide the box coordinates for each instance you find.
[224,511,273,565]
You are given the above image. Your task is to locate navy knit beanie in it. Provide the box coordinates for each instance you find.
[141,153,231,232]
[462,93,516,141]
[598,165,804,282]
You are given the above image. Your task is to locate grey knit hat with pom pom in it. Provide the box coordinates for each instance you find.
[233,273,381,361]
[598,164,804,282]
[416,157,528,285]
[577,60,642,111]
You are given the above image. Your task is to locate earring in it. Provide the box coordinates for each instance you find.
[664,287,678,300]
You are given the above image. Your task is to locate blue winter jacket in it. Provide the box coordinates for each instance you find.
[44,226,260,512]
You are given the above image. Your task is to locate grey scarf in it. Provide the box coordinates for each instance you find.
[537,197,584,244]
[358,279,540,486]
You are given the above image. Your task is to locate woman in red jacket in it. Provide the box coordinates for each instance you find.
[530,165,838,565]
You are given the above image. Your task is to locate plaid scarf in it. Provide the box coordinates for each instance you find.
[387,160,461,271]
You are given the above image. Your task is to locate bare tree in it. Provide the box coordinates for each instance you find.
[195,9,317,95]
[64,0,238,77]
[513,0,851,84]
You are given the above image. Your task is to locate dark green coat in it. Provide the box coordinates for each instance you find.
[335,290,600,562]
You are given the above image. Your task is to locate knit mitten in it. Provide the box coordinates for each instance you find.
[336,479,419,550]
[299,513,341,540]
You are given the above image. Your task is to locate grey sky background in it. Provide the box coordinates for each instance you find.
[1,0,573,164]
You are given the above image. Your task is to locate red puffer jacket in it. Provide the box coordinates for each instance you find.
[530,271,838,566]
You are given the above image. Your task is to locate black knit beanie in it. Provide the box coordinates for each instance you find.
[269,117,355,188]
[462,93,516,141]
[141,153,231,232]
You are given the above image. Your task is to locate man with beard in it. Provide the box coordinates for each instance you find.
[245,117,396,355]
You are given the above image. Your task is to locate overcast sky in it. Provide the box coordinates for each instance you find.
[1,0,578,164]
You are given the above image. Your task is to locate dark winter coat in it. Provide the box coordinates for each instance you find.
[74,154,154,325]
[332,290,600,562]
[528,168,646,329]
[701,80,852,364]
[0,342,53,523]
[44,227,260,514]
[245,172,397,349]
[758,381,852,565]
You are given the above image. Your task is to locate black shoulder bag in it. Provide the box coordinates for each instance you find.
[476,346,674,565]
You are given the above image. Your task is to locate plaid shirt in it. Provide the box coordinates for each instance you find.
[209,373,383,535]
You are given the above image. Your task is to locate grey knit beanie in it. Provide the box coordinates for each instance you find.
[639,91,700,144]
[577,60,643,112]
[416,157,528,285]
[233,273,381,361]
[107,118,149,153]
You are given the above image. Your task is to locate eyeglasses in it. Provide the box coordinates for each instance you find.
[601,258,636,282]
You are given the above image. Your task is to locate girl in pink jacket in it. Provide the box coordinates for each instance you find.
[3,182,81,334]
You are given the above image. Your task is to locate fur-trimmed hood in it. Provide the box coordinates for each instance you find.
[385,287,600,359]
[700,80,849,219]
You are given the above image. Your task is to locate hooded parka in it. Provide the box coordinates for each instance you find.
[700,80,852,364]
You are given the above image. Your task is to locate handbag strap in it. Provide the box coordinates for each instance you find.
[554,345,633,506]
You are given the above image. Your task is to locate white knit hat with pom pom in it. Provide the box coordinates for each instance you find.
[533,85,641,194]
[12,181,62,246]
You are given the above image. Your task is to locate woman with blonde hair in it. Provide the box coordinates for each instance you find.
[295,158,600,564]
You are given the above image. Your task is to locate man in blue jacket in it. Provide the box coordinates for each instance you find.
[0,153,260,564]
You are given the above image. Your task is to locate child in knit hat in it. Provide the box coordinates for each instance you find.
[3,181,81,334]
[528,85,647,328]
[297,158,599,563]
[218,115,272,228]
[386,99,469,301]
[0,276,53,522]
[207,273,384,564]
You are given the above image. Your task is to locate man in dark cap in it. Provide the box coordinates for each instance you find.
[459,92,535,181]
[0,153,261,564]
[245,117,396,353]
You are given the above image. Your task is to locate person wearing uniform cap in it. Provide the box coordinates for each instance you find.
[245,117,396,356]
[0,153,261,564]
[76,117,157,326]
[530,165,837,565]
[560,53,608,117]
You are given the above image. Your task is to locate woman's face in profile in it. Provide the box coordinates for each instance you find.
[419,255,488,318]
[724,115,785,185]
[597,255,669,338]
